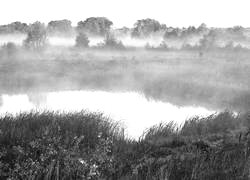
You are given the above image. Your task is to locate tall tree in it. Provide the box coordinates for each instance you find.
[23,21,47,50]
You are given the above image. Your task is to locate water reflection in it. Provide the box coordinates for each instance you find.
[0,90,214,138]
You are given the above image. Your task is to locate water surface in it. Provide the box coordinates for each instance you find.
[0,90,214,138]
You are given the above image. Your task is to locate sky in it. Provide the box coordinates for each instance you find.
[0,0,250,28]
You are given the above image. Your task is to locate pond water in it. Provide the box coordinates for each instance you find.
[0,90,214,138]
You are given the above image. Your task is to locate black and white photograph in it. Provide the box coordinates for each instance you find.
[0,0,250,179]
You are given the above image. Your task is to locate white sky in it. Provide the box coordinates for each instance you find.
[0,0,249,28]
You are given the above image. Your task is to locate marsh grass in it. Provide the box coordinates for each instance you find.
[1,111,250,179]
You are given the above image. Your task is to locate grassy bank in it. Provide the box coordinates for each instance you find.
[0,111,250,179]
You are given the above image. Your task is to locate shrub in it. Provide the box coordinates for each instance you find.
[75,32,90,48]
[98,33,125,50]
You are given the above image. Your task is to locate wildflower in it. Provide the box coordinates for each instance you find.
[78,158,87,166]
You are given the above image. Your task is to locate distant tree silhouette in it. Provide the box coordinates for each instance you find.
[97,33,125,49]
[77,17,113,36]
[227,26,245,39]
[164,28,181,39]
[0,21,28,34]
[75,32,89,48]
[197,23,208,33]
[132,18,162,37]
[181,26,197,37]
[47,19,73,35]
[199,30,217,50]
[23,21,47,50]
[104,33,125,49]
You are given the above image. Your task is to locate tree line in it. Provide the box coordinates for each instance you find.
[0,17,246,38]
[0,17,248,52]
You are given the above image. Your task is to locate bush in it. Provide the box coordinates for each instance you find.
[98,33,125,50]
[75,32,90,48]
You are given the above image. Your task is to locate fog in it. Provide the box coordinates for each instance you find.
[1,45,250,111]
[0,34,165,48]
[1,32,250,137]
[0,34,27,46]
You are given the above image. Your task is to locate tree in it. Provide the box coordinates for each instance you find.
[98,33,125,49]
[199,30,217,50]
[77,17,113,36]
[197,23,208,33]
[0,21,28,34]
[132,18,162,37]
[9,22,29,33]
[47,19,73,35]
[75,32,90,48]
[164,28,182,39]
[227,26,245,39]
[23,21,47,50]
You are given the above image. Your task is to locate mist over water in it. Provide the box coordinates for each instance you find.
[0,90,214,138]
[1,28,250,138]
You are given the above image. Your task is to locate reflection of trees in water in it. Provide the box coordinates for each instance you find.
[27,93,47,108]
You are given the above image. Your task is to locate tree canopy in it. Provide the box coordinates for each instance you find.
[0,22,28,34]
[47,19,73,35]
[132,18,164,37]
[77,17,113,36]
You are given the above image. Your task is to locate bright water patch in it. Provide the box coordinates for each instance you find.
[0,90,214,138]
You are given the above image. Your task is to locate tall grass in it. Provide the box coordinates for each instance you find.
[0,111,125,179]
[1,111,250,179]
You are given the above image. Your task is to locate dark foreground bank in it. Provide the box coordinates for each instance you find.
[0,111,250,180]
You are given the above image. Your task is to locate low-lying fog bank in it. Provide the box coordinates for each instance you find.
[1,49,250,112]
[0,90,214,138]
[0,34,165,48]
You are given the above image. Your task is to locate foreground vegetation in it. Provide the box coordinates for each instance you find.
[0,111,250,179]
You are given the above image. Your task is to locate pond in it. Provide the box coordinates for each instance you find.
[0,90,214,138]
